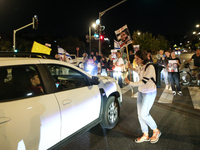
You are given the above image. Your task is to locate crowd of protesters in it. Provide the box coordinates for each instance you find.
[57,48,200,95]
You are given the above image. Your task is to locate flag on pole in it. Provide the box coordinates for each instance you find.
[31,41,52,55]
[114,40,120,50]
[58,47,72,59]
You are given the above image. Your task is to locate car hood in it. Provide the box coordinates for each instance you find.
[97,76,121,100]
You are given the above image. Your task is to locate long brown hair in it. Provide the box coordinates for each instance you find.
[135,50,149,65]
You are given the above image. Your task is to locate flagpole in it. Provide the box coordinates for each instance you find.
[126,46,134,97]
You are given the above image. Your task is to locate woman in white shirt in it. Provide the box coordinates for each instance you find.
[125,50,161,144]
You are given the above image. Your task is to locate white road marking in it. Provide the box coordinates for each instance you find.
[188,87,200,109]
[158,89,174,103]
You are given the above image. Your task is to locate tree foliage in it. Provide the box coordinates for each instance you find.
[132,31,170,54]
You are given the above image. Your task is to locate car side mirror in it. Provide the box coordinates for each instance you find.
[91,76,100,85]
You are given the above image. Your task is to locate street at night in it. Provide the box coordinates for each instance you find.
[1,0,200,150]
[60,53,200,150]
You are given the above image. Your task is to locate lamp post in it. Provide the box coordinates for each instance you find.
[98,0,127,54]
[89,23,97,54]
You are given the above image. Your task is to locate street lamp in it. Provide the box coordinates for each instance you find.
[89,23,97,54]
[196,24,199,28]
[98,0,127,54]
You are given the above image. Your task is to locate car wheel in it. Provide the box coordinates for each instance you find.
[100,96,119,129]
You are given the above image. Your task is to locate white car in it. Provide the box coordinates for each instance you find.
[0,56,122,150]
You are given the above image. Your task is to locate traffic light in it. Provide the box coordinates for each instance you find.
[33,15,38,29]
[100,35,104,40]
[94,33,99,38]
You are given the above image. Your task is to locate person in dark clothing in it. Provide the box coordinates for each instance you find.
[188,48,200,85]
[168,51,182,96]
[28,70,44,94]
[101,56,107,76]
[95,52,101,62]
[157,50,169,89]
[147,51,153,63]
[90,52,94,59]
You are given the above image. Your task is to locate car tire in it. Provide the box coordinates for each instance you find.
[100,96,119,129]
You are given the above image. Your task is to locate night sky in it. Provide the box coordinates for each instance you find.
[0,0,200,41]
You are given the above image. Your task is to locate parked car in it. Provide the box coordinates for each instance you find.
[0,56,122,150]
[70,54,83,66]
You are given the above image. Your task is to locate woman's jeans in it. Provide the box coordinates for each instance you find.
[137,90,157,133]
[168,72,181,91]
[161,68,169,85]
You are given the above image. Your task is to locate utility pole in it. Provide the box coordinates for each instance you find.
[98,0,127,54]
[13,15,38,51]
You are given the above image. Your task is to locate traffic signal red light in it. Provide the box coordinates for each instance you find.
[100,35,104,40]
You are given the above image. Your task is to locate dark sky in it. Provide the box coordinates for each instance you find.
[0,0,200,41]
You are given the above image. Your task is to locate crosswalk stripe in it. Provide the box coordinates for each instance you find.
[188,87,200,109]
[122,85,200,110]
[158,89,174,103]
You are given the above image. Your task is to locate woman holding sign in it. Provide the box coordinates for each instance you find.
[125,50,161,144]
[168,51,182,96]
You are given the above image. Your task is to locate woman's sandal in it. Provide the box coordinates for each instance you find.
[135,134,150,143]
[150,130,161,144]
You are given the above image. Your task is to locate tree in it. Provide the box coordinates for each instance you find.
[195,42,200,48]
[131,31,170,54]
[0,37,12,51]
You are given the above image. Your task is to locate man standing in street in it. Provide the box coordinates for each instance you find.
[113,51,124,88]
[95,52,101,63]
[188,48,200,85]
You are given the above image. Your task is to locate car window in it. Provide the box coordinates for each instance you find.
[0,65,44,101]
[47,64,90,91]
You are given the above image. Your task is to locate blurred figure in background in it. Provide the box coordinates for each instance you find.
[188,48,200,85]
[157,50,169,89]
[107,55,114,78]
[82,53,88,72]
[101,56,107,76]
[92,56,98,76]
[147,51,153,63]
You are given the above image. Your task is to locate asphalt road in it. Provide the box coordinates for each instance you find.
[61,53,200,150]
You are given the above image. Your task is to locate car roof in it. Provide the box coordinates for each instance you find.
[0,57,92,78]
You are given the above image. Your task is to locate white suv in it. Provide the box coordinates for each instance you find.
[0,56,122,150]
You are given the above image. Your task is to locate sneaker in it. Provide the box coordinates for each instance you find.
[177,91,183,96]
[169,86,172,91]
[165,85,169,90]
[172,91,176,95]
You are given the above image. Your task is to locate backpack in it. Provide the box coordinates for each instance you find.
[144,63,164,88]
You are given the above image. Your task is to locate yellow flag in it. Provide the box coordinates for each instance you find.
[31,41,52,55]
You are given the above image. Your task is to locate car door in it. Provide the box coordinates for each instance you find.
[0,65,61,150]
[46,64,101,140]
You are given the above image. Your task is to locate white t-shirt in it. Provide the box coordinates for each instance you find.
[129,63,156,93]
[113,58,124,71]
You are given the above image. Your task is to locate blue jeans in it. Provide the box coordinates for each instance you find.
[168,72,181,91]
[137,91,157,133]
